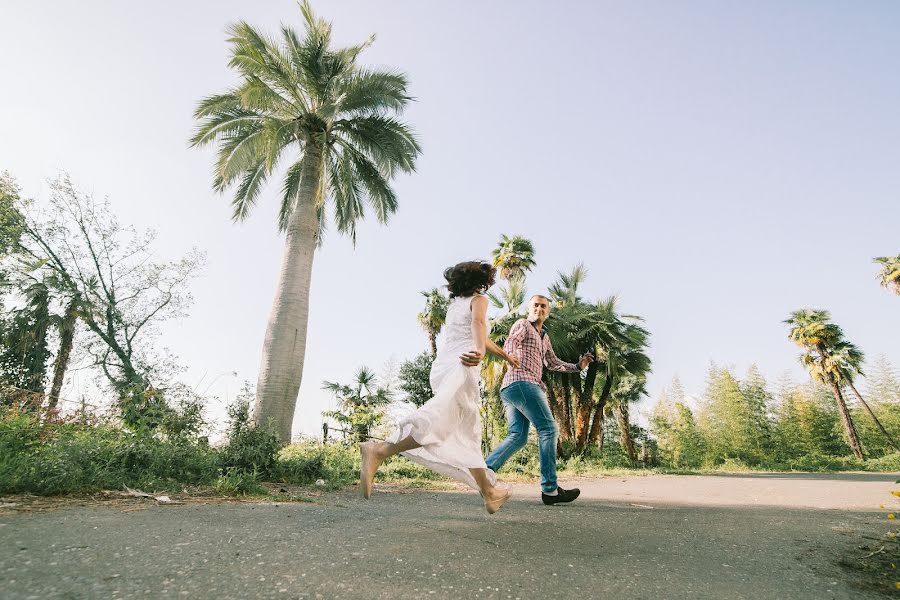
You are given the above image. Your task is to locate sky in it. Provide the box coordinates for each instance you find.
[1,1,898,437]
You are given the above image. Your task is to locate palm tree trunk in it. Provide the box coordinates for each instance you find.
[616,403,637,461]
[847,382,900,453]
[827,377,864,459]
[47,298,79,412]
[428,334,437,357]
[253,147,323,444]
[560,376,576,441]
[586,373,613,451]
[546,380,570,442]
[573,359,600,451]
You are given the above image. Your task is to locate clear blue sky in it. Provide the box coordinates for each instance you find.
[2,1,898,436]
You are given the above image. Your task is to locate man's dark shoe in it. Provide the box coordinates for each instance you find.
[541,486,580,505]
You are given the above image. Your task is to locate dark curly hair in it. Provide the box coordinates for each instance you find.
[444,260,497,298]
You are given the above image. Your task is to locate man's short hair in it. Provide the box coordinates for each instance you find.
[529,294,550,304]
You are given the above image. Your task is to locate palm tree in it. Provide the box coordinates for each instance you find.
[491,235,536,281]
[487,274,527,316]
[785,309,864,459]
[610,373,648,461]
[416,288,448,356]
[322,366,393,443]
[586,317,651,452]
[47,294,81,412]
[875,255,900,295]
[548,263,586,308]
[191,2,421,443]
[828,341,900,453]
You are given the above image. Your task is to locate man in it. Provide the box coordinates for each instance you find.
[470,295,593,505]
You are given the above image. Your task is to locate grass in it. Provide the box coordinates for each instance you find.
[2,406,898,499]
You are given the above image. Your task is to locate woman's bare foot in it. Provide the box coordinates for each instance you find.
[483,487,512,515]
[359,441,385,499]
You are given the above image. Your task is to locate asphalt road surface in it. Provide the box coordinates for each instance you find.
[1,472,897,599]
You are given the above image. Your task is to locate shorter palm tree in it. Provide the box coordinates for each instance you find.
[785,309,864,459]
[417,288,448,356]
[491,235,536,281]
[874,255,900,295]
[828,342,900,453]
[322,367,393,443]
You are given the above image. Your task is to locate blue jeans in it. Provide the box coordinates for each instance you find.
[485,381,559,493]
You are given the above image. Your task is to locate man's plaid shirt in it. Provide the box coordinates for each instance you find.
[501,319,579,391]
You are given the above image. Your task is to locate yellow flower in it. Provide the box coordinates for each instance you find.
[892,491,900,498]
[896,582,900,590]
[889,514,896,520]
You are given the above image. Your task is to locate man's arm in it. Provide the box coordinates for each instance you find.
[544,336,580,373]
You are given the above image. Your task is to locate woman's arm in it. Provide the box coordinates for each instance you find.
[486,337,520,369]
[470,295,488,357]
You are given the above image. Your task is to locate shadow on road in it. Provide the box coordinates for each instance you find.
[700,472,898,483]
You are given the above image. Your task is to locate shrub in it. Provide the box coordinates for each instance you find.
[864,452,900,472]
[214,468,266,496]
[277,441,358,486]
[218,394,280,478]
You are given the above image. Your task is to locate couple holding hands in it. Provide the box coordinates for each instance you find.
[360,260,593,514]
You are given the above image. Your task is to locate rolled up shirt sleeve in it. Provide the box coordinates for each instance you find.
[544,337,579,372]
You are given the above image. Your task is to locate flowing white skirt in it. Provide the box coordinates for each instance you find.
[389,358,496,490]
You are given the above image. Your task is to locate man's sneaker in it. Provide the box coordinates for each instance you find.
[541,486,581,505]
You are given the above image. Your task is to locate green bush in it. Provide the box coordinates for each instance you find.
[214,468,266,495]
[864,452,900,472]
[277,441,358,486]
[217,396,280,478]
[0,411,221,495]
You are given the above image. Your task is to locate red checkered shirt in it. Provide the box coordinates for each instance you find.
[501,318,579,391]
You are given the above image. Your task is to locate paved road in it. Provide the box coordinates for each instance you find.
[1,473,897,599]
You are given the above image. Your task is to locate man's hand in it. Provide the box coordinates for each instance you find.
[578,352,595,370]
[460,350,484,367]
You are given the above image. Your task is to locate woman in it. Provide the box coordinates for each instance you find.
[360,260,519,514]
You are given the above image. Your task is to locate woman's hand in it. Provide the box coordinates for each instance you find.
[506,354,521,369]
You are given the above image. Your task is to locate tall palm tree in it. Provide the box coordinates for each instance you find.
[785,309,864,459]
[416,288,448,356]
[487,274,527,316]
[874,255,900,295]
[47,294,81,412]
[491,235,536,281]
[191,2,420,442]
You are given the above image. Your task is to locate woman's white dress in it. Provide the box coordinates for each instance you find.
[390,295,496,490]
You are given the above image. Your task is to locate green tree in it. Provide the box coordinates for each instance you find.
[650,385,704,468]
[491,234,536,281]
[322,366,393,443]
[17,176,203,427]
[0,281,51,406]
[191,2,421,443]
[610,373,647,461]
[864,355,900,404]
[785,309,864,459]
[828,344,900,454]
[697,366,767,464]
[417,288,448,356]
[397,351,433,408]
[738,365,776,459]
[874,254,900,295]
